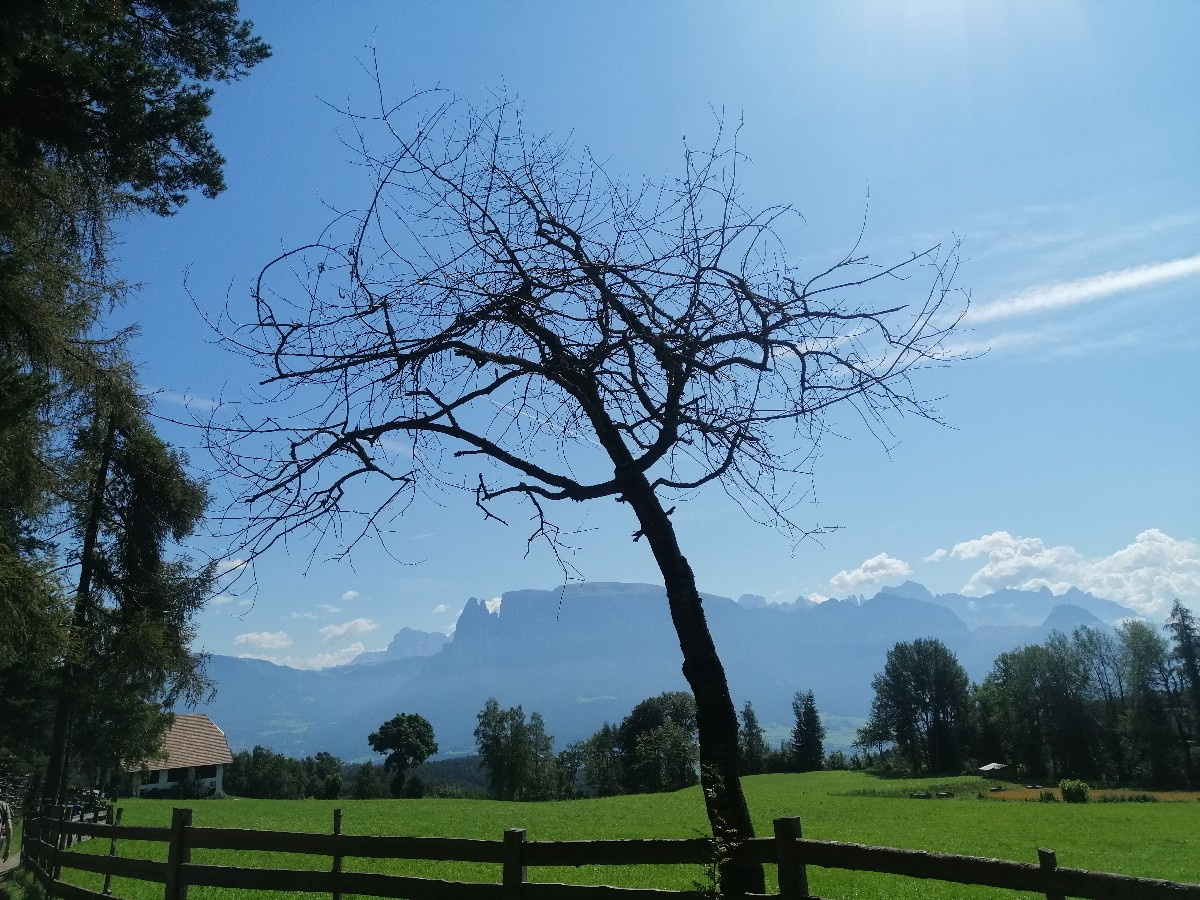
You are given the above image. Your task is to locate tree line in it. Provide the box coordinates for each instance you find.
[855,601,1200,790]
[453,689,832,801]
[132,602,1200,803]
[195,688,834,803]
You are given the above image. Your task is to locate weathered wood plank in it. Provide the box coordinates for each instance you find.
[187,827,505,862]
[54,850,167,882]
[521,839,711,867]
[798,839,1200,899]
[60,821,110,840]
[41,823,171,844]
[523,883,707,900]
[182,865,504,900]
[46,877,108,900]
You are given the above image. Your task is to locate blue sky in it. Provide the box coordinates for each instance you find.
[113,1,1199,668]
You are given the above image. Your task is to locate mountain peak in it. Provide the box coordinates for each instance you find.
[876,581,934,603]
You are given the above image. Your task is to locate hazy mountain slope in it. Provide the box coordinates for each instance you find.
[186,582,1142,760]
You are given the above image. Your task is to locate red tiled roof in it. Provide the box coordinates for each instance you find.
[127,714,233,772]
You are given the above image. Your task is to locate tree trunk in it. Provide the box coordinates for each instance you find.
[619,469,765,898]
[43,413,116,806]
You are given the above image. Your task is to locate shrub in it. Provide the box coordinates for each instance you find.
[1038,789,1057,803]
[1095,792,1157,803]
[1059,779,1090,803]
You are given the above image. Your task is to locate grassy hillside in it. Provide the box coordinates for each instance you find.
[61,772,1200,900]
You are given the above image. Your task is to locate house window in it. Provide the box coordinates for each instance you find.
[195,765,217,779]
[167,768,189,782]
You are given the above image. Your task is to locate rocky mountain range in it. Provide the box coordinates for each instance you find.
[186,581,1142,761]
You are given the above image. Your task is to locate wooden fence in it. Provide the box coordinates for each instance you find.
[22,806,1200,900]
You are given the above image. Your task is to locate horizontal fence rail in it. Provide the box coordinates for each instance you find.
[22,806,1200,900]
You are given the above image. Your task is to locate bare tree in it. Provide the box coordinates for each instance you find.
[213,89,965,895]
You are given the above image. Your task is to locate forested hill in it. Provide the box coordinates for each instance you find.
[187,582,1140,761]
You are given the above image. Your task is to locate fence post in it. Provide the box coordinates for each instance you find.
[53,805,68,880]
[774,817,809,900]
[331,808,343,900]
[1038,848,1065,900]
[503,828,526,900]
[102,807,123,895]
[163,807,193,900]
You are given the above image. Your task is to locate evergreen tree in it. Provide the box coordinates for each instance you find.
[738,701,768,776]
[44,383,215,804]
[790,691,825,772]
[0,0,267,801]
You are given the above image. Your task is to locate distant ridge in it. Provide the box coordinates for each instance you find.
[187,581,1145,760]
[345,627,449,666]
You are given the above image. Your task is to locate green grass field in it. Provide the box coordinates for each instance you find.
[57,772,1200,900]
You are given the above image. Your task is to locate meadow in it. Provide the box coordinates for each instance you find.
[59,772,1200,900]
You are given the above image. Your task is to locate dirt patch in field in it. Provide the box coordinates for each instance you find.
[984,787,1200,802]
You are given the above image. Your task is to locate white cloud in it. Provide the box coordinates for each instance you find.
[966,253,1200,325]
[341,591,359,601]
[924,549,948,563]
[234,631,293,649]
[432,604,450,615]
[830,553,912,593]
[806,592,831,604]
[145,388,219,412]
[319,618,379,642]
[211,594,235,606]
[284,611,317,620]
[239,642,366,670]
[317,604,342,614]
[950,529,1199,618]
[485,596,502,614]
[216,558,248,576]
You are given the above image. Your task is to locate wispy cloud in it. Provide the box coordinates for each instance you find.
[967,253,1200,325]
[148,389,219,412]
[341,590,359,601]
[234,631,292,649]
[830,553,912,593]
[319,618,379,642]
[239,642,367,670]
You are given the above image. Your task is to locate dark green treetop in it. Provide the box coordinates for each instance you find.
[0,0,270,214]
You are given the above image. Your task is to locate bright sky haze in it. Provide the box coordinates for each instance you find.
[112,2,1199,668]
